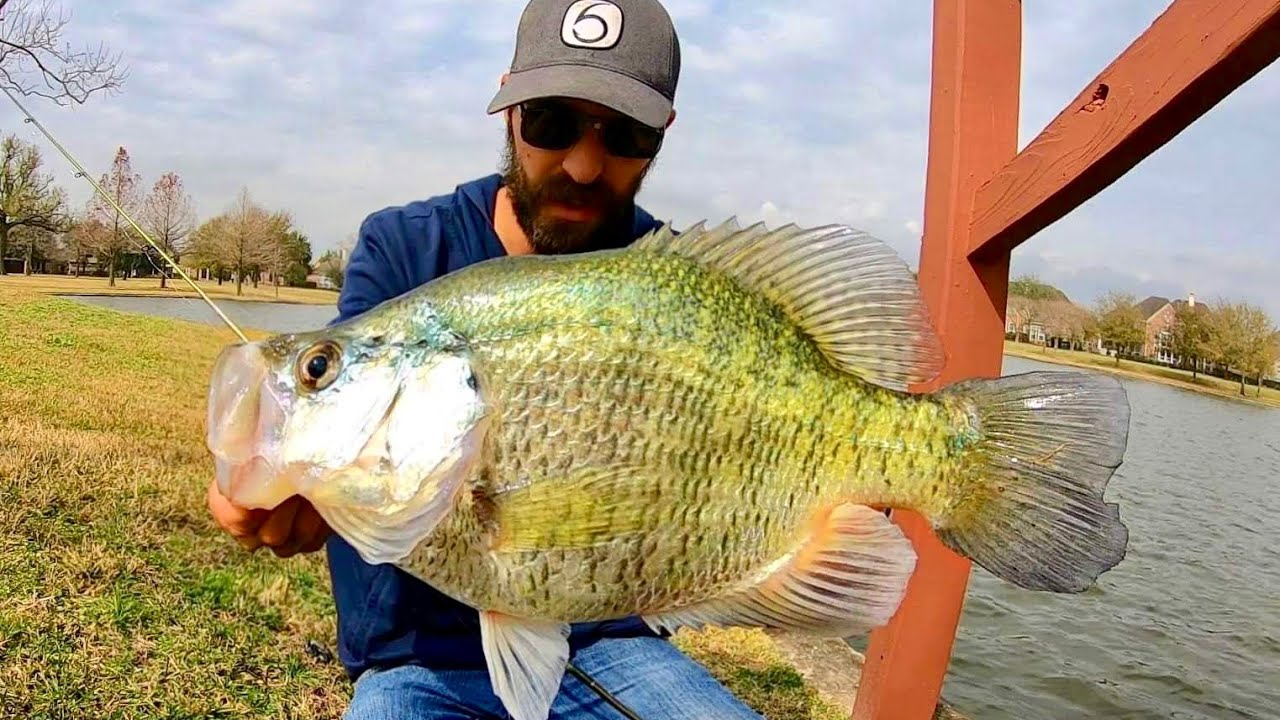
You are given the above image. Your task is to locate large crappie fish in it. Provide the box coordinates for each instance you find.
[206,219,1130,720]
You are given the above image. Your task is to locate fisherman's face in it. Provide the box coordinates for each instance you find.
[501,97,669,254]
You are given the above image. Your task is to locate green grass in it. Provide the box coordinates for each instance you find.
[1005,340,1280,409]
[0,285,860,719]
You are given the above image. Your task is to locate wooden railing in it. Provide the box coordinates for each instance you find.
[851,2,1280,718]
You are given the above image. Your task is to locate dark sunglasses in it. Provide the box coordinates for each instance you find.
[518,99,664,160]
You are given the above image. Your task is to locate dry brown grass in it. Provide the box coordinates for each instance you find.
[0,272,337,305]
[0,284,861,719]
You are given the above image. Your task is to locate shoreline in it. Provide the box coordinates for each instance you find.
[1003,341,1279,410]
[0,272,338,306]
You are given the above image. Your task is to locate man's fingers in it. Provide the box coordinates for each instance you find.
[271,503,331,558]
[258,497,301,548]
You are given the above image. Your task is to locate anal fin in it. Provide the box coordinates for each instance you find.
[643,503,917,637]
[480,611,571,720]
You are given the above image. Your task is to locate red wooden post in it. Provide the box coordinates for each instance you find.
[970,0,1280,259]
[852,2,1022,716]
[852,0,1280,718]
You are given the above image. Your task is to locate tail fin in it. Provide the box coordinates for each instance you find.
[937,370,1131,593]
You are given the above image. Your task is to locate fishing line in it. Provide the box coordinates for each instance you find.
[1,85,249,343]
[4,85,652,720]
[566,661,643,720]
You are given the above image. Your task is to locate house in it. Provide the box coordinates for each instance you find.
[1138,292,1212,366]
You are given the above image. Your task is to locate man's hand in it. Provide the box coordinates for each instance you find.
[206,477,331,557]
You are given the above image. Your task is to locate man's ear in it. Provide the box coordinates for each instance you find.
[665,108,677,129]
[499,71,510,87]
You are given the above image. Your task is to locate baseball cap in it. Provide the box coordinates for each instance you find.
[486,0,681,129]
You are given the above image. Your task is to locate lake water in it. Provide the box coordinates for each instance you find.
[68,296,1280,719]
[69,294,338,334]
[932,354,1280,720]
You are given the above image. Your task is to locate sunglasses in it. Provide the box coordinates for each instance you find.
[518,99,664,160]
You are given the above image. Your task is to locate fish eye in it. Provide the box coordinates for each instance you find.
[295,341,342,391]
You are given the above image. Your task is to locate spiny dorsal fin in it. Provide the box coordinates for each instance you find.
[635,218,945,391]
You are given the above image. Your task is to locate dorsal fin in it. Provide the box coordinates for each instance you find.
[635,218,945,391]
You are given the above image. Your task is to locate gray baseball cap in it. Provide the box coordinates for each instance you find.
[486,0,681,129]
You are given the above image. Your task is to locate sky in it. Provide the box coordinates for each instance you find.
[7,1,1278,317]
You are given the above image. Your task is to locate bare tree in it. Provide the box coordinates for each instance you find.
[141,171,195,288]
[185,188,284,296]
[0,132,67,274]
[63,209,103,276]
[86,145,141,286]
[0,0,127,106]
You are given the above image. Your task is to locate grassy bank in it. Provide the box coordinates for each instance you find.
[1004,340,1280,409]
[0,284,866,719]
[0,272,338,305]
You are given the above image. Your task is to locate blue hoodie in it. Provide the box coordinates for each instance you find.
[326,173,666,681]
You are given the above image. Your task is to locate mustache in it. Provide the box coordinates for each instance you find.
[533,174,621,209]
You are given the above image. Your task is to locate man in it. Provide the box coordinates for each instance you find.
[207,0,765,717]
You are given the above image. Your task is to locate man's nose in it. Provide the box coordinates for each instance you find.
[561,125,606,184]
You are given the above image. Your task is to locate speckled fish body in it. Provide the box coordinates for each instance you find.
[392,239,966,621]
[206,219,1132,720]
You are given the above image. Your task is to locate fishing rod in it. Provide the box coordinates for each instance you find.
[0,85,249,343]
[2,85,651,720]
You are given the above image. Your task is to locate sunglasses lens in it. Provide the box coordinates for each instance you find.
[603,123,663,159]
[520,103,580,150]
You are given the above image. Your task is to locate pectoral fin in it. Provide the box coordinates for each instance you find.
[643,503,917,636]
[479,611,571,720]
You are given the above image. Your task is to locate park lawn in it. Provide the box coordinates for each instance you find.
[0,272,338,306]
[1004,340,1280,409]
[0,284,852,720]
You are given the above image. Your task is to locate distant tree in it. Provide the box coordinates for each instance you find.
[64,210,105,277]
[139,172,196,288]
[313,248,345,290]
[0,0,127,106]
[1169,302,1212,379]
[1008,273,1068,301]
[0,132,67,274]
[278,229,312,288]
[86,146,142,286]
[1039,297,1092,350]
[1205,300,1276,396]
[186,188,289,296]
[1093,291,1145,365]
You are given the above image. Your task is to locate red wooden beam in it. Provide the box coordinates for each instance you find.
[969,0,1280,259]
[852,0,1021,718]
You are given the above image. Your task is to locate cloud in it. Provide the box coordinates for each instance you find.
[15,1,1279,318]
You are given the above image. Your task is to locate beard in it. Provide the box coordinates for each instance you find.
[499,124,652,255]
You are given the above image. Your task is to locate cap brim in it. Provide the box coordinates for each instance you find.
[487,64,672,129]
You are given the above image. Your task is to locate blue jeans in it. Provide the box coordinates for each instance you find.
[343,635,763,719]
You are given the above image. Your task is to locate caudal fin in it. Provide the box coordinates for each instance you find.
[938,370,1131,593]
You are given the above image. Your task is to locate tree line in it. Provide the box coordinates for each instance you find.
[1007,275,1279,396]
[0,133,315,295]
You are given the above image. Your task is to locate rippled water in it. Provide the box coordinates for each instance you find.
[65,296,1280,718]
[68,294,337,334]
[935,355,1280,719]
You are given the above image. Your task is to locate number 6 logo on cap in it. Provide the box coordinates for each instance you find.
[561,0,624,49]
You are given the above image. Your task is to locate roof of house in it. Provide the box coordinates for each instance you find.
[1137,296,1170,319]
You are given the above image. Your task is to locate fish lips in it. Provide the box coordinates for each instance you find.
[207,341,298,509]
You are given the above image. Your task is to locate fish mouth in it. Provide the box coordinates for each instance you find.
[207,341,298,509]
